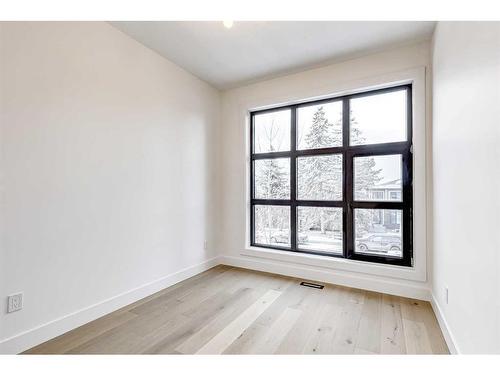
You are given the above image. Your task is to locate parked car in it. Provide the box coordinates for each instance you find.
[356,234,401,253]
[270,230,308,244]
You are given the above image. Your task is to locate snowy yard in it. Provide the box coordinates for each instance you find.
[298,230,342,253]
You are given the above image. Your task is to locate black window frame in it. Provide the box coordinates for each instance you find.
[250,84,413,267]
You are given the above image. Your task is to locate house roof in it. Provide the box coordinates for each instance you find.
[373,178,402,190]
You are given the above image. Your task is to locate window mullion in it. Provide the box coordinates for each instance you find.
[343,98,352,259]
[250,112,255,246]
[290,105,297,251]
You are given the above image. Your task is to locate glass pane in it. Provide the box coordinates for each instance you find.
[254,205,290,248]
[350,90,407,146]
[354,154,402,201]
[354,209,402,258]
[297,207,342,254]
[297,154,342,200]
[297,101,342,150]
[254,158,290,199]
[253,109,291,153]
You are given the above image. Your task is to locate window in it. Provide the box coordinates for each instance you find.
[250,85,413,266]
[371,191,385,200]
[390,191,401,200]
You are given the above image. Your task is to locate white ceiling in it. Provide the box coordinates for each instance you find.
[111,21,435,90]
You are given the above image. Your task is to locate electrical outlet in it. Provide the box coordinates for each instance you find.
[445,287,449,304]
[7,293,23,313]
[204,240,208,251]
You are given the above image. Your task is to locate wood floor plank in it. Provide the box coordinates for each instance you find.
[247,308,303,354]
[196,289,282,354]
[129,266,239,316]
[274,286,327,354]
[118,265,232,315]
[355,291,382,354]
[220,280,304,354]
[68,279,243,354]
[25,311,138,354]
[301,301,341,354]
[400,298,434,354]
[328,287,365,354]
[67,303,191,354]
[251,281,309,328]
[22,266,449,355]
[175,288,265,354]
[380,294,407,354]
[354,348,378,354]
[409,299,449,354]
[141,287,256,354]
[222,321,268,354]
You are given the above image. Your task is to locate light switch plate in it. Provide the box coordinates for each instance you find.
[7,293,23,313]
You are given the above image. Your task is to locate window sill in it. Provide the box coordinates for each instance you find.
[242,246,425,282]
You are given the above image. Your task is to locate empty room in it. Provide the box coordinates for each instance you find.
[1,1,500,370]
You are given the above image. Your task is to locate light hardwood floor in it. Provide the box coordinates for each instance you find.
[24,265,449,354]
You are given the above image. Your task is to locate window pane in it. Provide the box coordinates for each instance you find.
[350,90,407,146]
[297,154,342,200]
[254,158,290,199]
[253,109,291,153]
[354,154,402,201]
[354,209,402,258]
[297,207,342,254]
[297,101,342,150]
[254,205,290,248]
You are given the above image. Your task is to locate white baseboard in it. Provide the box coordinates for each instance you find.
[430,293,460,354]
[0,256,220,354]
[220,255,430,301]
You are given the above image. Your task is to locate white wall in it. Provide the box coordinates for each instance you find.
[431,22,500,354]
[0,22,220,352]
[219,41,433,299]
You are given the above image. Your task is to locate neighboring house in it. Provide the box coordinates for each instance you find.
[367,178,402,201]
[366,179,402,231]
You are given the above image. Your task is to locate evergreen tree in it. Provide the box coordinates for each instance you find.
[304,106,340,148]
[298,106,342,234]
[351,122,382,197]
[255,118,289,200]
[255,159,288,199]
[254,118,289,243]
[299,106,342,200]
[350,116,382,235]
[297,108,381,237]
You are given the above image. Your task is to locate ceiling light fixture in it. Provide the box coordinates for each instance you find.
[223,20,234,29]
